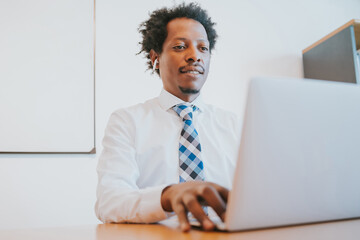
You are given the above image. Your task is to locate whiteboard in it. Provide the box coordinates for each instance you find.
[0,0,95,153]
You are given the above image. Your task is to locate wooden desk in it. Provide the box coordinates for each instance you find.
[1,219,360,240]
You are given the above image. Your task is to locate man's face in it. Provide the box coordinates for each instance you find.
[158,18,210,101]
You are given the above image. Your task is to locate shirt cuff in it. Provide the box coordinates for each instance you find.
[139,184,172,223]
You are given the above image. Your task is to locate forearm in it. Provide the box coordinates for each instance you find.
[95,182,168,223]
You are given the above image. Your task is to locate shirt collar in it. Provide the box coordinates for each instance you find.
[158,89,205,112]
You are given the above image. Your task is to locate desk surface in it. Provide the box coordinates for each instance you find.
[1,219,360,240]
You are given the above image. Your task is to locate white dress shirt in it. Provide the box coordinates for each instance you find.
[95,89,242,223]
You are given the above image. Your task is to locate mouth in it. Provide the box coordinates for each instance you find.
[179,65,204,75]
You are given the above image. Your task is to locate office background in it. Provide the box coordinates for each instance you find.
[0,0,359,230]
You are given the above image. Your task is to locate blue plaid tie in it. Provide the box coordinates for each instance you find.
[173,103,205,182]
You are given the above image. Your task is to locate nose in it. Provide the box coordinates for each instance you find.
[185,45,201,63]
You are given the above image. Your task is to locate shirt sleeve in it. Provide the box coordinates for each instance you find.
[95,110,169,223]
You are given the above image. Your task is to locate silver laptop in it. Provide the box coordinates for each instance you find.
[215,77,360,231]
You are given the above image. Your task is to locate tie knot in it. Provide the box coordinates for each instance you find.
[172,103,198,121]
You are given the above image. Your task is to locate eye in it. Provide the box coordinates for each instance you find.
[173,45,186,50]
[200,46,209,52]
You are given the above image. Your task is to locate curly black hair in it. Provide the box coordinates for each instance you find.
[138,2,217,75]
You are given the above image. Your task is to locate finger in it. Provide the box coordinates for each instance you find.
[183,193,215,231]
[172,201,190,232]
[210,183,230,202]
[199,185,227,222]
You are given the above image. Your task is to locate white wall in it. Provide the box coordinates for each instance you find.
[1,0,359,230]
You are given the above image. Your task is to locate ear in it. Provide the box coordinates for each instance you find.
[150,49,159,67]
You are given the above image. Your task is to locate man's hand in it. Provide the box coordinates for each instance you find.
[160,181,229,232]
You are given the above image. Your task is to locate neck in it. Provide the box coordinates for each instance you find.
[163,86,201,102]
[178,92,200,102]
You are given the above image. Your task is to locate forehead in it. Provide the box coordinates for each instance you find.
[165,18,209,42]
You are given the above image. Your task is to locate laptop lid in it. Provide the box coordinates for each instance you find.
[225,77,360,231]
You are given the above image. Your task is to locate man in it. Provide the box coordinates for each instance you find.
[95,3,241,232]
